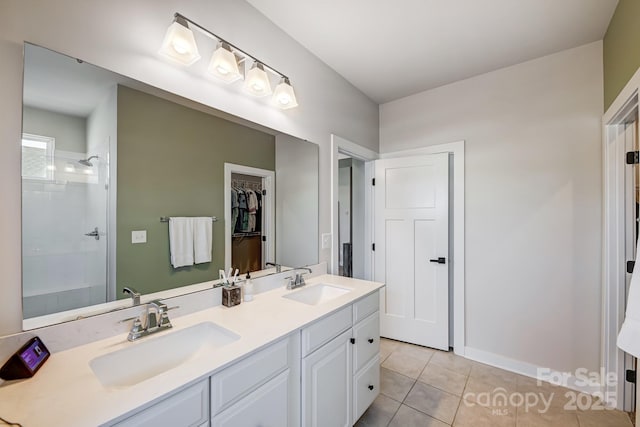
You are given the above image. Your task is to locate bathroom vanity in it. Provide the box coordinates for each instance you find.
[0,274,383,427]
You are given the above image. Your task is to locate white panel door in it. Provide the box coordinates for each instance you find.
[374,153,449,350]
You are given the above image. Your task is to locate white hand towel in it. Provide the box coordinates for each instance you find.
[193,217,213,264]
[169,217,194,268]
[618,239,640,358]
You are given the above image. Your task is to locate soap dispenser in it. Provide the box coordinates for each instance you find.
[243,272,254,302]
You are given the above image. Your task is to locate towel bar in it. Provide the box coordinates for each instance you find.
[160,216,218,222]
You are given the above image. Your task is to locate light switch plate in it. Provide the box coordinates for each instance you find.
[131,230,147,244]
[321,233,331,249]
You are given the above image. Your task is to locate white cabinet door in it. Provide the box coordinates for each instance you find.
[112,379,209,427]
[212,369,289,427]
[302,329,352,427]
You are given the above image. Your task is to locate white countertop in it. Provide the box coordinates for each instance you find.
[0,274,383,427]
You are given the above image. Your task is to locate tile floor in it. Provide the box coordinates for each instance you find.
[355,338,635,427]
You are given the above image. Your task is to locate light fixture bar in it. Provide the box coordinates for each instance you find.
[173,13,289,81]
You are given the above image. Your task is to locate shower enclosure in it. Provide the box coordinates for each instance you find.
[22,138,111,318]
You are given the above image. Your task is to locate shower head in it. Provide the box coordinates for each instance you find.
[78,155,99,167]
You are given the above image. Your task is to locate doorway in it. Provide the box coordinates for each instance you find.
[604,90,640,412]
[330,135,465,354]
[224,163,274,274]
[338,156,366,279]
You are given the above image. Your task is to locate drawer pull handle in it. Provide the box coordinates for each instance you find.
[368,385,374,391]
[368,338,374,344]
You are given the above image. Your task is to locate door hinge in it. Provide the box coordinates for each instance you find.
[372,178,375,186]
[626,151,639,165]
[628,261,636,274]
[371,243,375,251]
[350,338,355,344]
[626,369,636,384]
[262,236,266,242]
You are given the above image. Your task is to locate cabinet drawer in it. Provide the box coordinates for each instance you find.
[353,311,380,372]
[212,369,289,427]
[211,336,290,414]
[113,379,209,427]
[353,291,379,324]
[353,355,380,424]
[301,305,352,356]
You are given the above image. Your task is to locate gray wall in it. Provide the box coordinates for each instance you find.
[276,134,319,268]
[22,106,86,153]
[380,42,603,374]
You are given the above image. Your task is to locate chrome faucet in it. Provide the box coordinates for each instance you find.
[122,286,141,306]
[285,267,313,290]
[266,262,282,273]
[122,300,175,341]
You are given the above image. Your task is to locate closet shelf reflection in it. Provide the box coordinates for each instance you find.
[232,232,262,238]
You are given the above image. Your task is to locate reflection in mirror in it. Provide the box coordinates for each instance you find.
[21,43,319,328]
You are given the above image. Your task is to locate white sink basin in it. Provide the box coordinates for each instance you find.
[90,321,239,388]
[283,283,351,306]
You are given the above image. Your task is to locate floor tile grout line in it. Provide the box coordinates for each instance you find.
[451,366,474,427]
[383,396,403,427]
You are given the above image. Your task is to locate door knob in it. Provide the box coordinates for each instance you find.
[429,257,446,264]
[85,227,100,240]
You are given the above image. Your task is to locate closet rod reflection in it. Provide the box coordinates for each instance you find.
[160,216,218,222]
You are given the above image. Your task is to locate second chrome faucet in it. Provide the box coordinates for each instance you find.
[285,267,313,290]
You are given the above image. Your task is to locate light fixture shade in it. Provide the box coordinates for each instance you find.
[158,20,201,65]
[272,78,298,109]
[207,42,242,83]
[244,62,272,97]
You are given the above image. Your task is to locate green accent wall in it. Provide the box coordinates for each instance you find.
[117,86,275,297]
[604,0,640,110]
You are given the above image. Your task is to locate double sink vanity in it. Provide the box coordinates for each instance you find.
[0,272,384,427]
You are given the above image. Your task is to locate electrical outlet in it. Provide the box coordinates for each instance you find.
[322,233,331,249]
[131,230,147,244]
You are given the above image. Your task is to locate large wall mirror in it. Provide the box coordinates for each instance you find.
[21,43,319,329]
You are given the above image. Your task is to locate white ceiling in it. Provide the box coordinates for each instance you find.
[247,0,618,104]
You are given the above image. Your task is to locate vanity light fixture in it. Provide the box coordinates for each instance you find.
[208,42,242,83]
[244,62,272,97]
[158,15,201,65]
[160,13,298,109]
[272,77,298,109]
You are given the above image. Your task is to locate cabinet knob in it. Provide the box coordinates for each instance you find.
[368,338,374,344]
[350,338,356,344]
[368,385,374,391]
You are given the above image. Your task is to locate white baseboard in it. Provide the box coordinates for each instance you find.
[464,346,604,397]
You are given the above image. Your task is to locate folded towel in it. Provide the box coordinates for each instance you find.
[193,217,213,264]
[618,239,640,358]
[169,217,194,268]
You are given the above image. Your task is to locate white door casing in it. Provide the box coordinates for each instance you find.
[623,119,638,412]
[374,153,450,350]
